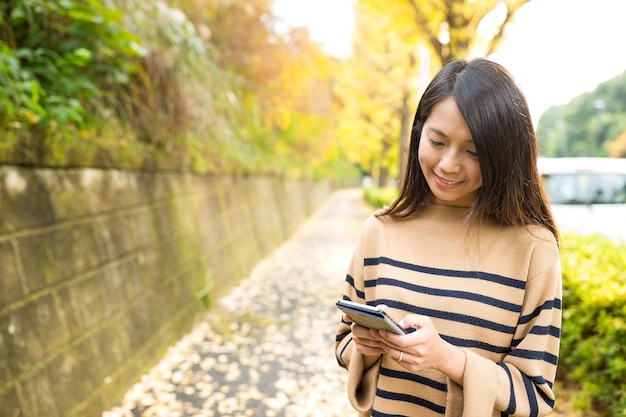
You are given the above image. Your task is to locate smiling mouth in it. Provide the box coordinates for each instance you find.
[435,173,462,185]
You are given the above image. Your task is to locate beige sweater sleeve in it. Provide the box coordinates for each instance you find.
[444,349,499,417]
[346,349,382,415]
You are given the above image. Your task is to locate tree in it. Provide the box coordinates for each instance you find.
[335,2,423,186]
[406,0,530,64]
[607,129,626,158]
[203,1,340,173]
[349,0,531,181]
[537,70,626,157]
[360,0,531,65]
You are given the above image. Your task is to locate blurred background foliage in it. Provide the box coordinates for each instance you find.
[537,70,626,158]
[558,233,626,417]
[0,0,625,182]
[0,0,356,179]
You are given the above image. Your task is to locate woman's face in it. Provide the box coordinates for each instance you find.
[418,97,482,208]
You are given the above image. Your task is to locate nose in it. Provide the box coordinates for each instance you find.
[439,149,461,173]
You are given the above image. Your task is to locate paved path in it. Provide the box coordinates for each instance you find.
[103,188,373,417]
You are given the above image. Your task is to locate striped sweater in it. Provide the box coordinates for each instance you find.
[335,205,562,417]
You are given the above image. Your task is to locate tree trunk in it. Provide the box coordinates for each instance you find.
[398,90,412,188]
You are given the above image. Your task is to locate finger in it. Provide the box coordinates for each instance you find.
[355,344,385,356]
[351,323,375,338]
[383,345,406,363]
[354,332,384,345]
[398,313,430,329]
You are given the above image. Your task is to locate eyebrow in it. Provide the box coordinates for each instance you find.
[429,127,448,138]
[428,127,474,144]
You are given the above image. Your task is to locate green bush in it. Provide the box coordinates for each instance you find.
[558,233,626,416]
[363,185,398,209]
[0,0,141,133]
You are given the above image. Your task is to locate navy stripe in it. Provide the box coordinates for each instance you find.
[498,363,555,415]
[345,274,355,286]
[374,277,522,313]
[519,299,561,325]
[375,389,446,414]
[509,349,559,366]
[340,317,352,327]
[443,335,511,354]
[380,367,447,392]
[377,299,517,334]
[335,330,350,343]
[497,362,516,415]
[371,411,406,417]
[335,352,347,369]
[522,373,540,417]
[338,337,352,368]
[365,256,526,289]
[530,325,561,338]
[528,374,553,390]
[512,325,561,348]
[345,274,366,299]
[535,379,556,409]
[512,325,560,348]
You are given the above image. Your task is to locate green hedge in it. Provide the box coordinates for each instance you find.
[362,185,398,209]
[559,233,626,416]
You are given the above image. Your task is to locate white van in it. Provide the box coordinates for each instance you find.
[537,157,626,243]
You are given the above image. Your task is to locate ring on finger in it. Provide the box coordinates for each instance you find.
[398,351,403,362]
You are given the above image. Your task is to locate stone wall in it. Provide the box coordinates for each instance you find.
[0,166,341,417]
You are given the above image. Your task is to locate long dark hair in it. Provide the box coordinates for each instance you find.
[380,58,559,242]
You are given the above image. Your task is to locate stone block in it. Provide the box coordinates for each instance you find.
[46,339,100,416]
[89,170,142,212]
[18,222,103,290]
[18,365,61,417]
[64,272,108,331]
[134,248,166,288]
[0,385,21,417]
[3,294,69,377]
[38,169,96,220]
[94,321,132,375]
[0,167,55,233]
[0,239,22,306]
[0,314,20,385]
[130,206,160,248]
[54,284,82,339]
[100,260,139,313]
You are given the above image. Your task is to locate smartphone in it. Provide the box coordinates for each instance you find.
[336,299,406,335]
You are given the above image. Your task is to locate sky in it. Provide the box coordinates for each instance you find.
[272,0,626,123]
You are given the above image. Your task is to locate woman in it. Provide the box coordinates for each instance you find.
[335,58,562,417]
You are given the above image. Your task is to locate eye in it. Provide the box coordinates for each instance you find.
[467,150,479,158]
[428,138,444,147]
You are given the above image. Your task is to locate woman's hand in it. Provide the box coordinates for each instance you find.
[377,314,467,386]
[344,304,398,358]
[342,313,385,369]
